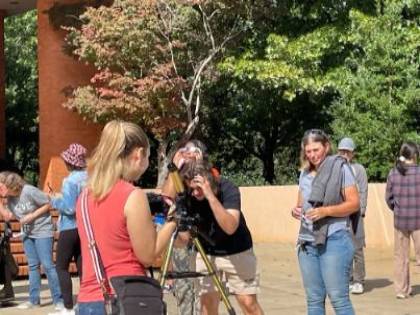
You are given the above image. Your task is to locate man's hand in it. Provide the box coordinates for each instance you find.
[192,175,214,200]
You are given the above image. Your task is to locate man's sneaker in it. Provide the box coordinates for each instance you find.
[396,293,408,299]
[17,301,41,309]
[350,282,364,294]
[48,308,75,315]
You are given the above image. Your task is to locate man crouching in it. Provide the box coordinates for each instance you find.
[179,160,264,315]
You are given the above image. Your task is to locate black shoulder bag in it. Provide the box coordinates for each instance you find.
[80,190,166,315]
[0,222,19,282]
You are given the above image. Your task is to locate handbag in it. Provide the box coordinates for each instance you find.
[0,222,19,282]
[80,190,166,315]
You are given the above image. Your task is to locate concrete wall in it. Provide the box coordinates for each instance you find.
[240,184,394,248]
[37,0,102,185]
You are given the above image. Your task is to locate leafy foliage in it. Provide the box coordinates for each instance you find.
[63,0,248,185]
[201,0,419,184]
[331,1,420,180]
[4,10,38,183]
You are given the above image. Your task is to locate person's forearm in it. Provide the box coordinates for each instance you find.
[155,221,177,257]
[322,199,359,218]
[207,195,239,235]
[31,204,51,220]
[0,204,13,221]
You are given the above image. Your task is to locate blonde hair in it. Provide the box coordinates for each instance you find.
[299,129,331,171]
[0,171,25,194]
[87,120,149,200]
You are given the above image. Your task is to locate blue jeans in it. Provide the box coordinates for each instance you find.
[298,230,355,315]
[77,301,105,315]
[23,236,62,305]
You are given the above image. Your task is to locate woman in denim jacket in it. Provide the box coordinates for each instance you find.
[49,143,88,315]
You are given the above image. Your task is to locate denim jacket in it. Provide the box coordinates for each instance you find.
[51,170,87,231]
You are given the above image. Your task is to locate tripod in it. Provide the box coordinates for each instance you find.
[159,222,236,315]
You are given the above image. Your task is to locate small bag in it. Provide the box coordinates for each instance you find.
[80,190,166,315]
[0,222,19,281]
[109,276,166,315]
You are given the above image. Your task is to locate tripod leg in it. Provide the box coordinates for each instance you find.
[192,237,236,315]
[160,229,178,287]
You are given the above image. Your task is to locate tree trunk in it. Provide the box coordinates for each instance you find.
[156,139,169,188]
[262,152,275,184]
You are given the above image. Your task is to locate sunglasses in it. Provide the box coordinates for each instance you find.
[180,146,202,155]
[304,129,328,137]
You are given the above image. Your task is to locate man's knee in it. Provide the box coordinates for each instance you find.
[236,294,261,314]
[200,292,220,313]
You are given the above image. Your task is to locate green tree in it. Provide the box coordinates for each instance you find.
[204,1,357,184]
[4,10,38,182]
[203,0,418,184]
[331,1,420,180]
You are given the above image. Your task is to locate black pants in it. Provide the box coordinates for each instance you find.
[56,228,82,309]
[0,251,14,295]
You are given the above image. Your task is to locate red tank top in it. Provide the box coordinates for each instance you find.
[76,180,146,302]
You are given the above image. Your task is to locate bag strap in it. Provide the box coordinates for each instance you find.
[79,189,113,303]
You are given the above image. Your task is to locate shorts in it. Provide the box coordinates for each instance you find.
[194,248,260,296]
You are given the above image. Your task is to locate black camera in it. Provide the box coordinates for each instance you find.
[147,191,200,232]
[146,192,169,216]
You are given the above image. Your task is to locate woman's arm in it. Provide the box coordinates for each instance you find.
[125,189,176,267]
[385,175,394,210]
[20,203,51,224]
[291,191,303,220]
[50,179,79,215]
[306,185,360,221]
[0,203,13,221]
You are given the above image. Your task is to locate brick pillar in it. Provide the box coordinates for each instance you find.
[37,0,102,186]
[0,10,5,159]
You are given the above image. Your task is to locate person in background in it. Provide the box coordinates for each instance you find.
[338,137,368,294]
[161,139,210,315]
[291,129,359,315]
[385,142,420,299]
[76,120,176,315]
[0,172,63,310]
[48,143,88,315]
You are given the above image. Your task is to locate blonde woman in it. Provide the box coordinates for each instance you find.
[0,172,63,310]
[291,129,359,315]
[76,120,176,315]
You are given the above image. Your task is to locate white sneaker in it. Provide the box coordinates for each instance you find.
[54,302,65,311]
[351,282,364,294]
[48,308,75,315]
[17,301,41,309]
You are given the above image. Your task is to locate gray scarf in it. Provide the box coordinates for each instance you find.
[308,155,347,245]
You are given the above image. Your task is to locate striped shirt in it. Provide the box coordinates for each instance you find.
[385,165,420,231]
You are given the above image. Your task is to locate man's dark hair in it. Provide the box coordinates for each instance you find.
[179,159,218,193]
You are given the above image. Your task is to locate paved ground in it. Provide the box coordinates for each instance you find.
[1,243,420,315]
